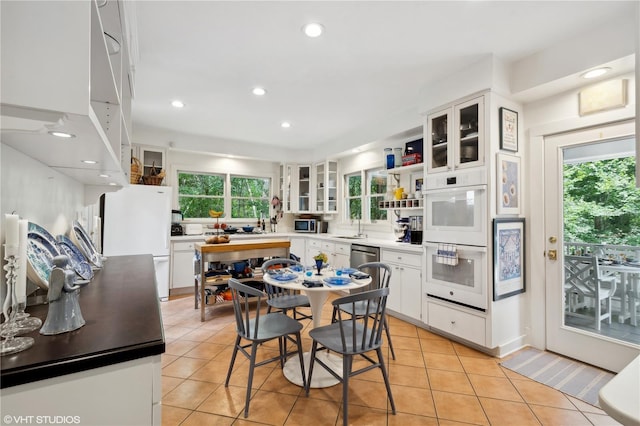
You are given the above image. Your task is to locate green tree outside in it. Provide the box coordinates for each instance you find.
[564,156,640,246]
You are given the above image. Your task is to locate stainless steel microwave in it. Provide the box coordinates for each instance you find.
[294,218,316,233]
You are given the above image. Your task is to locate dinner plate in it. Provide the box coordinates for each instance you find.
[71,220,103,269]
[273,273,298,282]
[26,222,61,289]
[56,235,94,280]
[337,268,357,275]
[288,264,304,272]
[323,276,352,286]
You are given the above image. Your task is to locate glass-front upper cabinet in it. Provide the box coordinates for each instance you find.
[426,95,484,174]
[297,165,311,212]
[314,161,338,213]
[279,164,293,212]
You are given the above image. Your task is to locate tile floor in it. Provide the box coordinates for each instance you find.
[160,294,621,425]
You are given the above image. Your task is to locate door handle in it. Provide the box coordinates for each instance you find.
[548,249,557,260]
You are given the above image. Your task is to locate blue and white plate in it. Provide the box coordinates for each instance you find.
[56,235,94,280]
[323,276,352,286]
[26,222,61,289]
[273,273,298,282]
[71,220,103,269]
[337,268,358,275]
[288,264,304,273]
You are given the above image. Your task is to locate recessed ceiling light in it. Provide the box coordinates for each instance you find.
[352,148,361,153]
[171,100,185,108]
[281,121,291,128]
[252,87,266,96]
[99,174,110,178]
[303,22,324,38]
[48,131,75,138]
[581,67,611,79]
[109,182,117,186]
[82,160,98,164]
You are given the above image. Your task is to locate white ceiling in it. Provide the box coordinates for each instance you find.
[130,1,637,155]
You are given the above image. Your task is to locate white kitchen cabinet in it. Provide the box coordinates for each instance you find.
[279,163,293,213]
[381,248,422,322]
[333,242,351,270]
[171,241,196,291]
[289,236,306,262]
[426,95,485,174]
[297,165,312,213]
[132,144,166,180]
[314,160,338,214]
[0,0,132,187]
[427,300,486,347]
[306,239,323,266]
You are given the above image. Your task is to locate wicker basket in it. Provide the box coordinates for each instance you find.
[142,162,165,186]
[130,157,142,184]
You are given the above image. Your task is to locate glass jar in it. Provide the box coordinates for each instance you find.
[384,148,394,169]
[394,147,403,167]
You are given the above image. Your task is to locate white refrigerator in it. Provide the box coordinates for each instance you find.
[101,185,172,301]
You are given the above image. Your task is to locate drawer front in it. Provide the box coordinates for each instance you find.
[335,243,350,256]
[307,239,322,249]
[321,241,335,252]
[428,301,486,346]
[381,249,422,267]
[173,242,196,251]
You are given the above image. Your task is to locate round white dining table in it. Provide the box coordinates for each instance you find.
[262,268,372,388]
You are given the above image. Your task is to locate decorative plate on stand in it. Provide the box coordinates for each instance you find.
[71,220,103,269]
[26,222,61,289]
[56,235,94,280]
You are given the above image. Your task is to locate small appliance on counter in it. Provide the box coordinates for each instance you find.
[185,223,203,235]
[394,218,410,242]
[171,209,183,236]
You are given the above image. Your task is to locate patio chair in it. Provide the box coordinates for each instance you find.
[564,255,617,330]
[225,278,306,418]
[261,258,312,321]
[305,287,396,426]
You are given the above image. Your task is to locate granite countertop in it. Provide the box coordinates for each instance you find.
[0,255,165,389]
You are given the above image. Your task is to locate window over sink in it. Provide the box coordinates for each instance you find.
[178,171,271,220]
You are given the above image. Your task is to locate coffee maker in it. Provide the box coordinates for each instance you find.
[171,209,184,236]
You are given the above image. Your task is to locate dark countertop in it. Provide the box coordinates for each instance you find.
[1,255,165,389]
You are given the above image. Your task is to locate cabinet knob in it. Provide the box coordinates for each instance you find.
[451,320,456,325]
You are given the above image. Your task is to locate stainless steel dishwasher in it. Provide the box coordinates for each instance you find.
[350,244,380,292]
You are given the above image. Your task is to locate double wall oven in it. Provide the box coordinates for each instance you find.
[424,169,488,311]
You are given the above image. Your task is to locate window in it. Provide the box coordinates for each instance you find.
[345,168,388,221]
[178,171,272,219]
[230,176,271,219]
[346,173,362,220]
[368,169,388,221]
[178,171,224,218]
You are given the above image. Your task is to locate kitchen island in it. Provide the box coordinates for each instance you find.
[195,238,290,321]
[1,255,164,425]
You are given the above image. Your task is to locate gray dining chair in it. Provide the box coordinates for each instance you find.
[332,262,395,359]
[225,278,306,418]
[305,287,396,426]
[261,258,312,321]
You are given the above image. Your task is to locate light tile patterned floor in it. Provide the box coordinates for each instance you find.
[160,294,620,426]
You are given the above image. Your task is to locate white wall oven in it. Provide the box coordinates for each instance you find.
[424,169,487,247]
[424,243,487,311]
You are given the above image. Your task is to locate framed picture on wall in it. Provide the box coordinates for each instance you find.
[499,107,518,152]
[493,218,525,301]
[497,153,521,215]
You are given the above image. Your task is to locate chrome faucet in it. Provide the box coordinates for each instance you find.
[357,216,364,237]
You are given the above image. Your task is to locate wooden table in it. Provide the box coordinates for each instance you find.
[195,239,290,321]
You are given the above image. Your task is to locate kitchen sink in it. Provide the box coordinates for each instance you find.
[335,235,365,240]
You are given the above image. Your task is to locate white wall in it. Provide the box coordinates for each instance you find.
[0,143,86,294]
[524,73,636,350]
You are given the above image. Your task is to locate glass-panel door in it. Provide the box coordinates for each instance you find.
[544,120,639,372]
